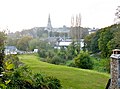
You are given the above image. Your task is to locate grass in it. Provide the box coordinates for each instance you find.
[19,54,110,89]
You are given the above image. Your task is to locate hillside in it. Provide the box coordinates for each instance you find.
[19,54,109,89]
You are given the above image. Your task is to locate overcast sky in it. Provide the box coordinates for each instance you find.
[0,0,119,32]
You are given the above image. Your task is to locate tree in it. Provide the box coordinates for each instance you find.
[29,38,41,51]
[17,36,32,51]
[84,33,95,51]
[115,6,120,24]
[66,41,78,60]
[98,28,113,57]
[6,38,18,46]
[107,30,120,51]
[0,31,6,74]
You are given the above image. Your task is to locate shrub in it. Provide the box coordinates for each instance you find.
[93,57,110,73]
[66,60,76,67]
[1,54,62,89]
[33,73,62,89]
[5,65,62,89]
[38,49,47,58]
[49,55,65,65]
[74,51,93,69]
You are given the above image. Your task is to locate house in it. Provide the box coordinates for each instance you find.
[54,38,84,49]
[5,46,18,55]
[33,49,38,53]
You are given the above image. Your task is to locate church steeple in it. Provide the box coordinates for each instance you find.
[47,14,52,31]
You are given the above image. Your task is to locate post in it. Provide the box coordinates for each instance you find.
[110,49,120,89]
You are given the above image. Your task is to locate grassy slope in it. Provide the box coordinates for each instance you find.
[19,54,109,89]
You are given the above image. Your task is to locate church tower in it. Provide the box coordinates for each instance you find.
[44,14,53,37]
[47,14,52,31]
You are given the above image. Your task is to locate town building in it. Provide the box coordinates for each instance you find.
[5,46,18,55]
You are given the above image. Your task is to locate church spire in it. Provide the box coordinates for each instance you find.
[47,14,52,30]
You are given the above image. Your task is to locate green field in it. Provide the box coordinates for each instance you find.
[19,54,110,89]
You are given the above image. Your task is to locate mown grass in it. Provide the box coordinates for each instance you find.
[19,54,110,89]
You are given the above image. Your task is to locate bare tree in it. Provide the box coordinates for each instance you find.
[115,6,120,24]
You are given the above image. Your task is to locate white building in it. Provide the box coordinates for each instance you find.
[5,46,18,55]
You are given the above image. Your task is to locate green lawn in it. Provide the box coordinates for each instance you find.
[19,54,110,89]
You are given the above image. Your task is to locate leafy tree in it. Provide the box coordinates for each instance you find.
[107,30,120,51]
[38,41,52,58]
[98,25,119,57]
[17,36,32,51]
[84,33,95,51]
[0,31,6,74]
[111,31,120,48]
[90,31,101,53]
[0,31,6,88]
[57,47,67,60]
[66,41,78,60]
[6,38,18,46]
[74,51,93,69]
[29,38,41,51]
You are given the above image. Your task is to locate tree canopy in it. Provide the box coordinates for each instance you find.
[84,24,120,58]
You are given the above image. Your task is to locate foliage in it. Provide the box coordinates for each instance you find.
[6,66,33,89]
[65,41,78,60]
[65,60,76,67]
[84,33,95,51]
[46,50,55,59]
[0,31,7,89]
[57,47,67,60]
[6,38,18,47]
[115,6,120,21]
[33,73,62,89]
[90,31,100,53]
[91,55,110,73]
[2,56,62,89]
[38,49,47,58]
[38,40,53,58]
[74,51,93,69]
[98,27,113,57]
[17,36,32,51]
[84,29,101,53]
[0,31,62,89]
[84,24,120,58]
[50,55,65,65]
[29,38,40,51]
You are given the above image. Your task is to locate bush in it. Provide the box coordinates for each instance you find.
[5,65,62,89]
[1,54,62,89]
[49,55,65,65]
[74,51,93,69]
[38,49,47,58]
[33,73,62,89]
[66,60,76,67]
[93,57,110,73]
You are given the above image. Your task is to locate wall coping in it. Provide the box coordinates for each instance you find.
[110,54,120,59]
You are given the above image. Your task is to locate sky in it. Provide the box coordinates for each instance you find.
[0,0,119,32]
